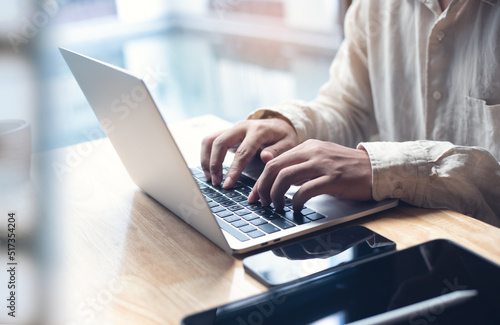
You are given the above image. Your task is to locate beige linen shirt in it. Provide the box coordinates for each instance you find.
[250,0,500,226]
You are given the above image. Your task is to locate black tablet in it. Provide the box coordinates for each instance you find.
[182,239,500,325]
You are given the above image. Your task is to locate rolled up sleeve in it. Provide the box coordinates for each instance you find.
[359,140,500,227]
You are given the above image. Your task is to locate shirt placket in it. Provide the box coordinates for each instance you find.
[423,1,464,140]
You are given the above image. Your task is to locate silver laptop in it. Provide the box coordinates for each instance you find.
[60,48,398,254]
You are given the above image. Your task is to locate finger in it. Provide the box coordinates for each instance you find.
[227,120,294,188]
[201,130,224,180]
[209,129,246,186]
[292,176,332,211]
[248,185,260,204]
[256,150,308,207]
[270,161,320,210]
[260,138,295,163]
[223,135,263,188]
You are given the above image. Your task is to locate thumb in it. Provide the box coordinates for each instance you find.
[260,142,290,163]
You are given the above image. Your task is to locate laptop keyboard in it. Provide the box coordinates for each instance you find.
[190,166,326,242]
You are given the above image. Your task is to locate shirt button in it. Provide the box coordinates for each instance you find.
[393,188,403,198]
[432,91,442,100]
[393,182,404,198]
[436,31,445,42]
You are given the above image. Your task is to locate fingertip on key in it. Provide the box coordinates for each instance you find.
[223,176,232,189]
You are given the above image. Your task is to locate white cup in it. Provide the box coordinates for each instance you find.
[0,119,31,186]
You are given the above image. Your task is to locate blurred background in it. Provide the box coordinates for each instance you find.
[0,1,348,323]
[1,0,348,151]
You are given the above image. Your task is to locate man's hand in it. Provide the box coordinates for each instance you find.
[248,140,373,211]
[201,118,299,188]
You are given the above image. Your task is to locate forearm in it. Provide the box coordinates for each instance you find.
[359,140,500,227]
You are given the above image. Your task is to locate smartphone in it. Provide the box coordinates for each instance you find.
[243,225,396,287]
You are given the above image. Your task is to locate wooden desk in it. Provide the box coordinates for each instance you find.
[45,115,500,325]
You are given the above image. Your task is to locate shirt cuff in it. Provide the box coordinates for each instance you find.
[357,141,431,204]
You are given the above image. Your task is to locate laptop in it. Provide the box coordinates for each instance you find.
[60,48,398,254]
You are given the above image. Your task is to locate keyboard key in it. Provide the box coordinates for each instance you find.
[239,200,251,207]
[232,220,249,228]
[271,218,295,229]
[238,174,256,186]
[226,192,241,198]
[236,187,252,195]
[301,207,316,215]
[223,215,240,223]
[217,210,234,218]
[247,229,265,238]
[219,200,235,207]
[241,213,259,221]
[250,218,267,226]
[235,209,252,216]
[254,208,273,217]
[231,195,247,202]
[282,211,311,225]
[218,188,232,195]
[227,205,244,212]
[306,212,326,221]
[258,223,280,234]
[273,207,291,215]
[207,201,219,208]
[232,182,247,190]
[210,206,225,213]
[263,213,279,220]
[247,203,262,211]
[206,192,222,199]
[239,225,257,233]
[212,196,227,203]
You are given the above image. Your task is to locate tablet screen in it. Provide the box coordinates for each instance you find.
[182,240,500,325]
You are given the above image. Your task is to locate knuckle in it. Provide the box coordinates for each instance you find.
[235,145,252,158]
[266,159,280,173]
[201,136,213,147]
[212,136,227,150]
[200,157,209,168]
[209,162,221,172]
[277,167,293,181]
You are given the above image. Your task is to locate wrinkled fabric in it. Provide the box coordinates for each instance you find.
[249,0,500,226]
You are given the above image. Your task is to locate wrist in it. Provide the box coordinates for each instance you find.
[248,109,296,134]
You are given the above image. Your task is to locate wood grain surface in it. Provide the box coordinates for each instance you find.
[36,115,500,325]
